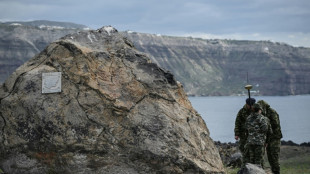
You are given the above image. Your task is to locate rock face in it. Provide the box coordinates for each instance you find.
[0,26,224,173]
[2,21,310,96]
[0,21,86,84]
[123,32,310,96]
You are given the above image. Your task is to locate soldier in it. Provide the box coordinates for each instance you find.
[234,97,256,164]
[244,103,272,166]
[257,100,282,174]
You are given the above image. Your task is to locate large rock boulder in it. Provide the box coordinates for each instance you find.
[0,26,224,173]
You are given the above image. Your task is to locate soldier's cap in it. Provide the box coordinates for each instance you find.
[252,103,262,110]
[246,98,256,105]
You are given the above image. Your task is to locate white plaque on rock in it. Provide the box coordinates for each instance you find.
[42,72,62,93]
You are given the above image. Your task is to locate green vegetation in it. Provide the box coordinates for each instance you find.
[281,156,310,174]
[279,146,310,174]
[225,167,239,174]
[225,145,310,174]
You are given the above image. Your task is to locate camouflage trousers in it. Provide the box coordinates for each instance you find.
[267,139,281,173]
[244,144,265,166]
[238,138,247,166]
[238,138,247,155]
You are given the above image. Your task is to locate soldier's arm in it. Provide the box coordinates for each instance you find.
[269,109,282,138]
[270,109,280,126]
[234,109,243,137]
[266,122,273,143]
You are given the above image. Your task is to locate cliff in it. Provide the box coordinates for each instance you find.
[0,26,224,173]
[123,32,310,96]
[0,21,87,84]
[1,21,310,96]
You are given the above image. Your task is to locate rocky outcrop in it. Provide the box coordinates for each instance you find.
[0,26,224,173]
[241,163,266,174]
[215,141,241,168]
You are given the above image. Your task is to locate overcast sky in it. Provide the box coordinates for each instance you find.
[1,0,309,47]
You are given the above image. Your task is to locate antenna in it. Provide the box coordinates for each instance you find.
[245,72,253,107]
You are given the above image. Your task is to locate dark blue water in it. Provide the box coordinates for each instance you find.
[189,95,310,144]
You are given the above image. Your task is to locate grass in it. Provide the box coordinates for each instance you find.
[225,145,310,174]
[225,167,239,174]
[280,153,310,174]
[279,145,310,174]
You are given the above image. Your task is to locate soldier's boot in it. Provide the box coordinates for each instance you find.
[272,171,280,174]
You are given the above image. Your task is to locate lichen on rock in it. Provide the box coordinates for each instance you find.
[0,26,224,173]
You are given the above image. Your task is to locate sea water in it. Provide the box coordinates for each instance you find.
[189,95,310,144]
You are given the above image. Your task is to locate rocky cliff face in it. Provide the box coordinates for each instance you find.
[2,21,310,96]
[123,32,310,96]
[0,21,86,84]
[0,26,224,173]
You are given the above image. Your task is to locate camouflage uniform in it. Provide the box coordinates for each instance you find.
[257,100,282,174]
[244,105,272,165]
[234,104,252,156]
[234,98,255,165]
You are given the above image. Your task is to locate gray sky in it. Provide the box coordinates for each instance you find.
[1,0,310,47]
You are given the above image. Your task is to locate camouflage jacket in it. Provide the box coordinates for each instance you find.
[234,104,252,139]
[245,112,272,145]
[257,100,283,140]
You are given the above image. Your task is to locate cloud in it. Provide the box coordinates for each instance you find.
[1,0,310,47]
